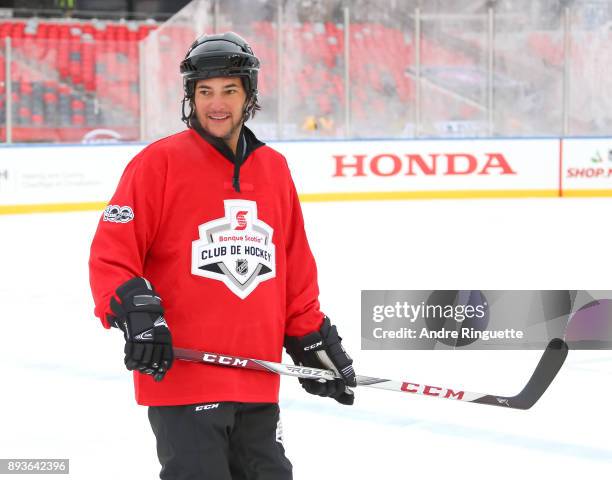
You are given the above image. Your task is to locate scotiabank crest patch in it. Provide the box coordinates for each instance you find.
[191,200,276,299]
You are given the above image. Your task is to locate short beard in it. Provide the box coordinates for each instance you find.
[220,116,244,142]
[192,97,246,133]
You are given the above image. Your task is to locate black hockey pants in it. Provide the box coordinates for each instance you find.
[148,402,292,480]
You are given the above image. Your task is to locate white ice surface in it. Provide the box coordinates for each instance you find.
[1,198,611,479]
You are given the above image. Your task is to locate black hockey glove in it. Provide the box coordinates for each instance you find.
[284,317,356,406]
[108,277,173,382]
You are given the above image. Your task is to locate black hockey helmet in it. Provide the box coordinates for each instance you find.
[180,32,260,125]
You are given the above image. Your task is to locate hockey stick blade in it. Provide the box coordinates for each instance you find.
[470,337,569,409]
[174,338,568,410]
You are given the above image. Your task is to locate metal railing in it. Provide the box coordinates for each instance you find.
[138,0,612,141]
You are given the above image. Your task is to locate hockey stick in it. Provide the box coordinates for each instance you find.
[173,338,568,410]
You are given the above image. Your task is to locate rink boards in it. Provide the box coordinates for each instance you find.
[0,137,611,214]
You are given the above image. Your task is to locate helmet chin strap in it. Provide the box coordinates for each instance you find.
[181,97,194,126]
[241,96,253,123]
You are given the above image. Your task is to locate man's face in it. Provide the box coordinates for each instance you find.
[193,77,247,143]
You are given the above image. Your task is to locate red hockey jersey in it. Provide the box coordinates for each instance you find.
[89,128,324,406]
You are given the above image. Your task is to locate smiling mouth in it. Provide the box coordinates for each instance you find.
[208,114,230,120]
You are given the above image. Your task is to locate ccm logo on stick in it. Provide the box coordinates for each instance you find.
[201,353,248,367]
[401,382,465,399]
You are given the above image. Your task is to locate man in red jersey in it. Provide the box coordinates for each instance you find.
[89,32,356,480]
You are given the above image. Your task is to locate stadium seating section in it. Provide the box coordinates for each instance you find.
[0,19,156,142]
[0,18,562,142]
[249,20,417,132]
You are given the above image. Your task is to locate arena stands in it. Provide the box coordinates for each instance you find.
[0,18,157,142]
[0,2,605,142]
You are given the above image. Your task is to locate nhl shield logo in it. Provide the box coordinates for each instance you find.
[235,259,248,276]
[191,200,276,299]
